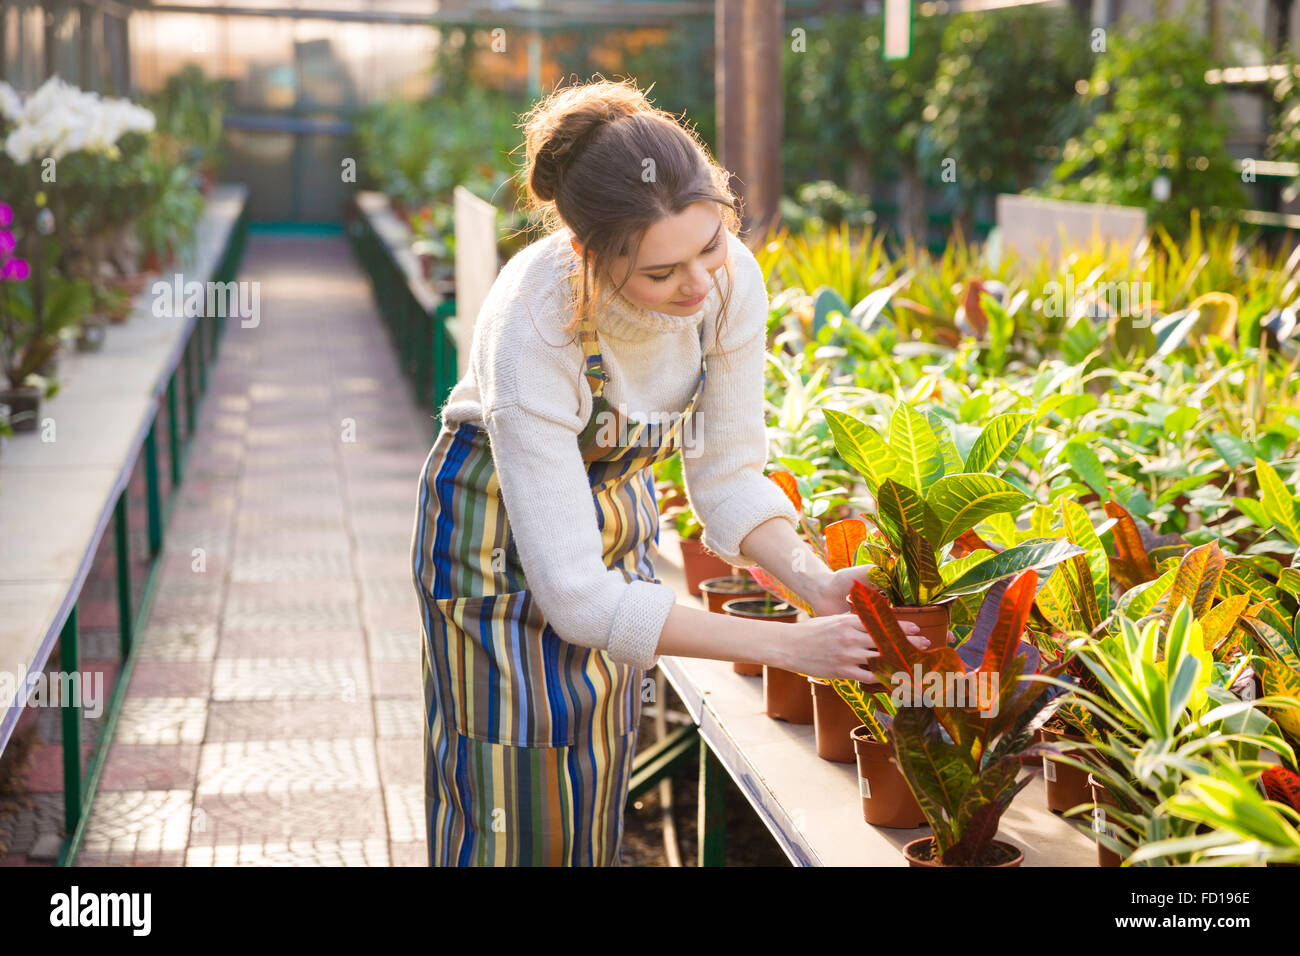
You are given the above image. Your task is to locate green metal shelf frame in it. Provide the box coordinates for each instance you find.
[344,203,459,416]
[54,198,250,866]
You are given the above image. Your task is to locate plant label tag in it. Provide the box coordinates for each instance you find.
[859,777,871,799]
[1043,758,1056,782]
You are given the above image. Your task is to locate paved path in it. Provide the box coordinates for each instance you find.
[75,235,435,866]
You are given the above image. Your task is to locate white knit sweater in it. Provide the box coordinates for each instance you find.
[438,225,800,670]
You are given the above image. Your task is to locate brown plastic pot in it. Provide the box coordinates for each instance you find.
[810,679,859,763]
[722,597,797,678]
[1088,773,1123,867]
[891,602,952,649]
[1042,724,1093,814]
[679,536,734,596]
[852,725,927,828]
[701,576,766,613]
[903,836,1024,867]
[763,666,814,723]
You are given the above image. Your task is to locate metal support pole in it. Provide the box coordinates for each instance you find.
[168,374,183,487]
[144,419,162,557]
[114,491,133,659]
[698,739,726,866]
[60,605,82,836]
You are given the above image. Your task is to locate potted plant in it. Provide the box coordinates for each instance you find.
[701,569,768,675]
[821,403,1086,646]
[149,64,226,196]
[834,681,930,827]
[851,568,1067,865]
[1043,601,1295,865]
[720,594,807,719]
[0,204,48,433]
[653,452,735,595]
[746,408,1084,767]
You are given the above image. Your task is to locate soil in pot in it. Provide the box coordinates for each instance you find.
[701,576,766,614]
[903,836,1023,867]
[1088,774,1123,868]
[810,679,859,763]
[679,536,734,596]
[0,387,41,433]
[1042,720,1093,814]
[852,725,927,828]
[722,597,797,679]
[891,602,951,649]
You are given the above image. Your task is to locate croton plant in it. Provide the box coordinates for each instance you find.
[850,569,1066,865]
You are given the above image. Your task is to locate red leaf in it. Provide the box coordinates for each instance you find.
[979,569,1039,684]
[825,518,868,571]
[1105,500,1157,584]
[952,528,1001,558]
[1262,766,1300,814]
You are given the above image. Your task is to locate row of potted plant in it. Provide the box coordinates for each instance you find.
[685,381,1300,864]
[0,74,215,449]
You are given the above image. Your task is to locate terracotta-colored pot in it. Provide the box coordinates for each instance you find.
[890,602,951,649]
[722,597,797,678]
[701,576,766,614]
[810,679,859,763]
[1088,774,1123,867]
[710,578,771,676]
[1042,724,1093,814]
[852,725,927,828]
[679,536,735,596]
[763,666,814,723]
[903,836,1024,867]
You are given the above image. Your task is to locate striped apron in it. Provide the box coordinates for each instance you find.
[411,308,707,866]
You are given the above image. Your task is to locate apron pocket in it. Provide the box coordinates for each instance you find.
[432,591,642,748]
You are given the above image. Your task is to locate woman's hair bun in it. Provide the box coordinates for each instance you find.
[521,77,652,205]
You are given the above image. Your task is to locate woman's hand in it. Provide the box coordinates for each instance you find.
[775,612,930,682]
[806,564,888,618]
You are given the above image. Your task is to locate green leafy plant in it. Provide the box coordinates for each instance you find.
[1042,601,1295,865]
[1035,12,1249,242]
[1129,756,1300,865]
[823,401,1084,606]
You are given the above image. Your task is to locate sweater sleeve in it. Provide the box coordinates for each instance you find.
[681,233,800,566]
[475,280,678,671]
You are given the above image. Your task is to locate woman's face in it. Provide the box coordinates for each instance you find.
[573,201,728,316]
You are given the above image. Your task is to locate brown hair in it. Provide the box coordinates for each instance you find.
[516,75,742,353]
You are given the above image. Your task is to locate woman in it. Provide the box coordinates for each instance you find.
[410,77,927,867]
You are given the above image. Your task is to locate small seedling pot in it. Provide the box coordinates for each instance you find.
[810,678,859,763]
[851,725,927,828]
[701,576,766,613]
[679,536,734,596]
[722,597,797,678]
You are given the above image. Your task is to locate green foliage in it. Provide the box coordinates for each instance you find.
[926,6,1094,204]
[1044,602,1295,865]
[148,64,226,175]
[1036,13,1249,242]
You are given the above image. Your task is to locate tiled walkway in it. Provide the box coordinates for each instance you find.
[75,235,435,866]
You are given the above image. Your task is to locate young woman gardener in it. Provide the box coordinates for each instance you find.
[410,78,928,867]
